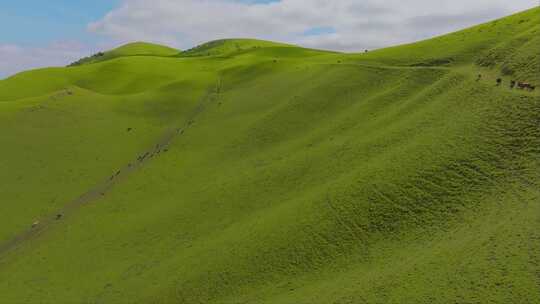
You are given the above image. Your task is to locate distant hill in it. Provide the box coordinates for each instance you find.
[0,7,538,304]
[181,39,293,56]
[68,42,180,66]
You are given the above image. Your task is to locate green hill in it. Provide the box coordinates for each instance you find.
[68,42,180,66]
[0,7,539,304]
[355,7,540,83]
[180,38,296,57]
[179,38,335,59]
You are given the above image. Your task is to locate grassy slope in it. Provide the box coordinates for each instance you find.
[0,7,539,304]
[181,39,295,57]
[68,42,180,66]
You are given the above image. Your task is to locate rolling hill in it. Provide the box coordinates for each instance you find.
[68,42,180,66]
[0,7,539,304]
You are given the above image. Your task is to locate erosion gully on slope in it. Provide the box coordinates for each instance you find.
[0,79,222,258]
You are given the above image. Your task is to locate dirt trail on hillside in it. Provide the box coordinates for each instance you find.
[0,79,222,258]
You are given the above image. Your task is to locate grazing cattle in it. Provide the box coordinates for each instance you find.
[517,82,535,91]
[510,80,516,89]
[496,78,502,86]
[519,82,529,89]
[127,128,132,132]
[476,74,482,82]
[56,214,63,220]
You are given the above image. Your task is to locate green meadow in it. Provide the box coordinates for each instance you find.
[0,7,539,303]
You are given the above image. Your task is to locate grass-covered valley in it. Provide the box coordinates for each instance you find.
[0,7,539,304]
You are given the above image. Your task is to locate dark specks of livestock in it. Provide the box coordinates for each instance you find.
[510,80,516,89]
[127,128,132,132]
[496,78,502,86]
[517,82,536,91]
[56,214,63,220]
[476,74,482,82]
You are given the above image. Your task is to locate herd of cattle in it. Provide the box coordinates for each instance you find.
[478,74,536,91]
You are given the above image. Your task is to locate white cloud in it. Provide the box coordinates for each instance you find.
[0,41,90,79]
[1,0,536,78]
[88,0,538,51]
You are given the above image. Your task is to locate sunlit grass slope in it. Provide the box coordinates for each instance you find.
[68,42,180,66]
[181,38,295,57]
[0,7,539,304]
[355,7,540,82]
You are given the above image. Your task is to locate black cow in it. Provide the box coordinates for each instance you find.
[517,82,535,91]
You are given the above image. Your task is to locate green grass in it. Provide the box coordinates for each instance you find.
[68,42,180,66]
[181,39,296,57]
[0,7,539,304]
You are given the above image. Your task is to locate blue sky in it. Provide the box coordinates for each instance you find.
[0,0,537,78]
[0,1,118,46]
[0,0,277,46]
